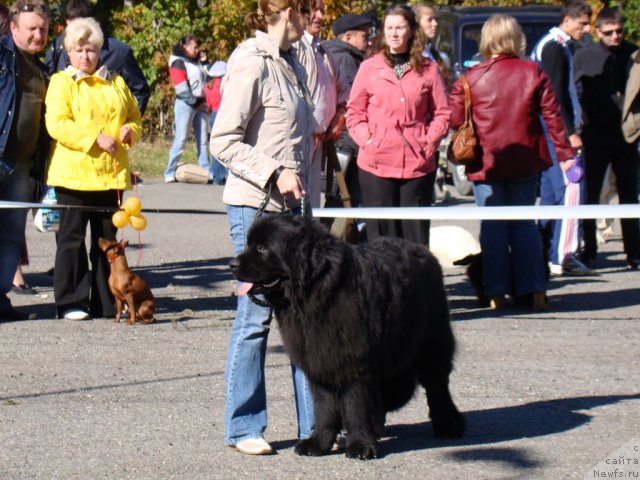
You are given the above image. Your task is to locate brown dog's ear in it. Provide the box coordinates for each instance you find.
[122,240,129,249]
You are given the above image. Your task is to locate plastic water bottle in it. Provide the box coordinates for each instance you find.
[566,149,584,184]
[38,188,60,232]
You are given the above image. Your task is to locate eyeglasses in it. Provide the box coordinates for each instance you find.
[11,3,49,16]
[600,28,623,37]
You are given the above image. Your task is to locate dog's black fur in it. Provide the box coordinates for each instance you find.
[229,214,465,459]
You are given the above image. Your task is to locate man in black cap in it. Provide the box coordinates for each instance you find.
[322,13,374,207]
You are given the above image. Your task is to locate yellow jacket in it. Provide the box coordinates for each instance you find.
[45,65,142,191]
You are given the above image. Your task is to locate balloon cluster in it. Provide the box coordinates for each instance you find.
[112,197,147,231]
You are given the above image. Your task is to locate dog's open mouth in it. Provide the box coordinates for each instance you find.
[238,278,282,296]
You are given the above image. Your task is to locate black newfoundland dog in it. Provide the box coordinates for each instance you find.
[229,214,465,459]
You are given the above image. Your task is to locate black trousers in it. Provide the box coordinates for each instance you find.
[54,187,118,318]
[582,126,640,262]
[358,168,435,246]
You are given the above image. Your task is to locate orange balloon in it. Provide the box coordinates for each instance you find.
[112,210,130,229]
[123,196,142,215]
[129,213,147,231]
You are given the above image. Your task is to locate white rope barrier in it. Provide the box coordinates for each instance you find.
[313,204,640,220]
[2,200,640,220]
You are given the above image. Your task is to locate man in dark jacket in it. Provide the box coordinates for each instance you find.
[44,0,150,115]
[322,14,373,206]
[0,0,50,321]
[574,7,640,269]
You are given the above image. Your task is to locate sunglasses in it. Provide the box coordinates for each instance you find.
[600,28,623,37]
[11,3,49,15]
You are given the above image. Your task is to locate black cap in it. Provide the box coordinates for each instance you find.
[332,14,374,37]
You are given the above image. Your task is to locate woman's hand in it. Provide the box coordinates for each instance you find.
[95,134,118,156]
[120,126,133,146]
[560,158,575,172]
[276,169,305,200]
[568,133,582,149]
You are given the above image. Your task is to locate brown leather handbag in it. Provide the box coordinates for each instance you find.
[447,75,479,166]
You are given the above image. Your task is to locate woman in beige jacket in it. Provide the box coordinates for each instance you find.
[209,0,314,456]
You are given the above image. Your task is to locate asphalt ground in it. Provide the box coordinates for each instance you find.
[1,180,639,479]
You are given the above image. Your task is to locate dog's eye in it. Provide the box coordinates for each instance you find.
[257,244,268,254]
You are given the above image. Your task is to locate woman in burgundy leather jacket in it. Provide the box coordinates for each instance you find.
[449,14,575,311]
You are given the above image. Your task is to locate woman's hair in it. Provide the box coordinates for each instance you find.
[172,34,199,56]
[377,4,426,71]
[245,0,311,33]
[479,14,525,59]
[413,3,435,28]
[62,17,104,52]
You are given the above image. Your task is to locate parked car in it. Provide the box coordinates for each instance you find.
[435,5,562,196]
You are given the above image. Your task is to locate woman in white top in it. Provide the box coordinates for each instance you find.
[209,0,314,456]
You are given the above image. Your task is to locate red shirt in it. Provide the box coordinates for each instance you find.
[205,77,222,112]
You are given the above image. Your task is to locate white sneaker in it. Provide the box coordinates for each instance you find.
[164,177,176,183]
[63,309,89,321]
[548,262,564,276]
[234,438,273,455]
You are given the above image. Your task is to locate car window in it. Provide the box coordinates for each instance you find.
[460,20,558,69]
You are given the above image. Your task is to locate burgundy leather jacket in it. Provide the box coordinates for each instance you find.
[449,55,574,182]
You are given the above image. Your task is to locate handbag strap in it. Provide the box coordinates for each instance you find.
[459,75,474,131]
[326,141,352,208]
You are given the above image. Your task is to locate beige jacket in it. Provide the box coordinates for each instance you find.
[210,31,313,210]
[296,32,350,135]
[622,49,640,143]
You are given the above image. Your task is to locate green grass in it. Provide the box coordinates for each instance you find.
[129,139,199,179]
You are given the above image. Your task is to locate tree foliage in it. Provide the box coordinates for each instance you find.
[73,0,640,138]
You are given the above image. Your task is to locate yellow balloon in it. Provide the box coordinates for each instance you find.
[129,213,147,231]
[112,210,130,229]
[123,196,142,215]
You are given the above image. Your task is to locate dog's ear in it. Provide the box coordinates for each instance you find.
[121,240,129,249]
[98,238,110,251]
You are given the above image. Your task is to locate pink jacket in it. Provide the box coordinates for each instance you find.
[347,52,451,179]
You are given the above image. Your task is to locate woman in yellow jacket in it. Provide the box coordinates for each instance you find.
[45,18,142,321]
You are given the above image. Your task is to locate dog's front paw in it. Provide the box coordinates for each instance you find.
[294,437,328,456]
[345,439,377,460]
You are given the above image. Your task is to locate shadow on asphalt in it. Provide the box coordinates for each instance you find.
[448,270,640,320]
[21,256,236,320]
[270,394,640,461]
[382,393,640,461]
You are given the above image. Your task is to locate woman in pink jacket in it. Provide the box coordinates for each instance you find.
[346,4,450,245]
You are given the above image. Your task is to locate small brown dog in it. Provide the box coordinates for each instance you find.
[99,238,156,324]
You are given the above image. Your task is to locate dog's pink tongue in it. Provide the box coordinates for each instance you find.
[238,282,254,296]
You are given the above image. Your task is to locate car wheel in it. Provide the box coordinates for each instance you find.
[448,160,473,196]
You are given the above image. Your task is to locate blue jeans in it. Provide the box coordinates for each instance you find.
[164,99,211,181]
[539,120,584,265]
[224,205,315,445]
[472,174,546,297]
[209,111,227,185]
[0,161,31,310]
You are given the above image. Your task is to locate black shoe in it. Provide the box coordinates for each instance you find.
[628,258,640,270]
[581,257,596,269]
[0,306,37,321]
